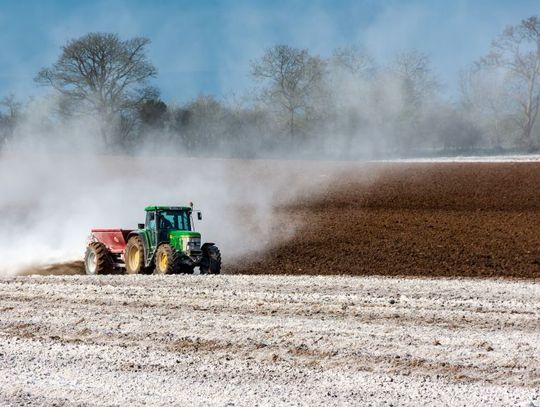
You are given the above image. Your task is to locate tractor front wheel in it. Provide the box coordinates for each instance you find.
[154,244,180,274]
[84,242,113,275]
[200,245,221,275]
[125,236,145,274]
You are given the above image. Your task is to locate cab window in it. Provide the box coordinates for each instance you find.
[146,211,156,229]
[158,210,191,231]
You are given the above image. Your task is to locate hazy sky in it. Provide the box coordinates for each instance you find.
[1,0,539,102]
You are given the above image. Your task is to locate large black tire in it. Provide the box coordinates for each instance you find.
[84,242,113,275]
[125,236,145,274]
[200,245,221,275]
[154,244,181,274]
[179,265,195,275]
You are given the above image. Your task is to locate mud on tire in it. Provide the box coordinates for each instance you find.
[85,242,113,275]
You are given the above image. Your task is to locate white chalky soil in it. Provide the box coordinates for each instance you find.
[0,274,539,406]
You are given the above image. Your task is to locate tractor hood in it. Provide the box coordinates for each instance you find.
[169,230,201,239]
[168,230,202,254]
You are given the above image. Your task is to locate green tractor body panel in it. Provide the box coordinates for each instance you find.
[169,230,202,252]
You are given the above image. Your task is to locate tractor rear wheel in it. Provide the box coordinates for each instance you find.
[200,245,221,275]
[84,242,113,275]
[125,236,145,274]
[154,244,180,274]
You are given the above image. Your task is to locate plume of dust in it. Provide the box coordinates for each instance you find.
[0,149,344,277]
[0,96,308,275]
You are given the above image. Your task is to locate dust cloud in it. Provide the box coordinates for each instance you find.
[0,148,348,276]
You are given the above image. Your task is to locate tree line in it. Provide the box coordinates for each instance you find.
[2,16,540,158]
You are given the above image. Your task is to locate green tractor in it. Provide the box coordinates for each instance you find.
[85,205,221,275]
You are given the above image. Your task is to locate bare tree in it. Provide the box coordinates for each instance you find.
[323,48,376,158]
[251,45,326,142]
[479,16,540,149]
[390,50,440,109]
[35,32,157,147]
[386,50,441,153]
[182,95,226,153]
[459,67,516,148]
[0,94,22,148]
[331,47,375,77]
[0,94,22,118]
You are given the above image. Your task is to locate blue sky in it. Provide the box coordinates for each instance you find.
[0,0,539,103]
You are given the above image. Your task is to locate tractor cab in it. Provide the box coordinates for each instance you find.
[140,205,203,258]
[142,205,194,230]
[143,206,193,243]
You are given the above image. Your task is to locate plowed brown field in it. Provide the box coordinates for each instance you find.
[231,162,540,278]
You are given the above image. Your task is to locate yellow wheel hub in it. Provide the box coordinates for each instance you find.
[158,251,168,272]
[128,247,140,270]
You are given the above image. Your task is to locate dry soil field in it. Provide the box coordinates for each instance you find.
[0,274,538,406]
[232,162,540,278]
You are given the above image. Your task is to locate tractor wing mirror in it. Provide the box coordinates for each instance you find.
[138,223,145,229]
[197,212,202,221]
